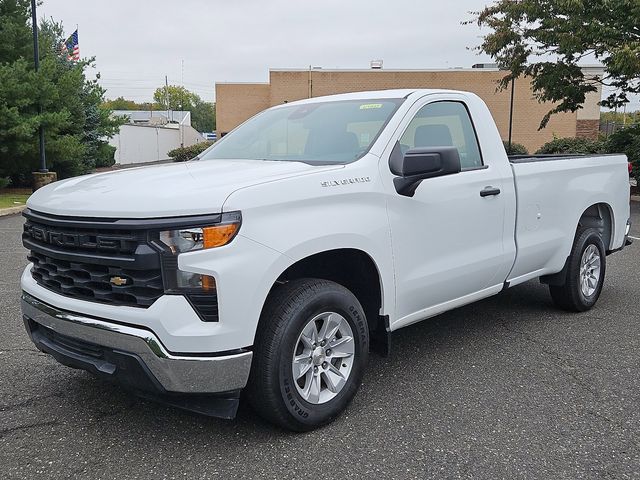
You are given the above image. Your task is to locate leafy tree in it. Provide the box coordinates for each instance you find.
[153,85,215,132]
[600,110,640,125]
[0,0,122,184]
[153,85,198,111]
[471,0,640,128]
[102,96,141,110]
[191,98,215,132]
[102,97,159,111]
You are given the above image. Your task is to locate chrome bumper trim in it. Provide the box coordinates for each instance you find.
[21,292,252,393]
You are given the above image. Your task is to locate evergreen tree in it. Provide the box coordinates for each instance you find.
[0,0,121,184]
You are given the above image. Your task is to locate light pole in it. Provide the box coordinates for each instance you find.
[31,0,47,173]
[507,76,515,154]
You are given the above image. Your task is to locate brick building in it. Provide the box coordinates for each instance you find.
[215,66,603,153]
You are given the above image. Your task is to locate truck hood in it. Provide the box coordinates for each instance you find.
[27,159,342,218]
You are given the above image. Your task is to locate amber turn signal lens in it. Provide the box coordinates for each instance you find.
[201,274,216,292]
[202,223,240,249]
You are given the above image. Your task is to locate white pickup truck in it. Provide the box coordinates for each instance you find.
[21,89,631,431]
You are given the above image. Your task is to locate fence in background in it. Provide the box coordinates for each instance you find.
[600,121,639,138]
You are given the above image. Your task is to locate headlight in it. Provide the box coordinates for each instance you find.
[159,212,241,254]
[158,212,241,298]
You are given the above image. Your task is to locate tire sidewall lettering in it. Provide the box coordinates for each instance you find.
[278,291,368,426]
[283,378,309,418]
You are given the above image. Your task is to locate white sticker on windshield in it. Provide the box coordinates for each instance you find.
[359,103,383,110]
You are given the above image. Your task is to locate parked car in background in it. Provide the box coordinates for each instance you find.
[202,132,217,141]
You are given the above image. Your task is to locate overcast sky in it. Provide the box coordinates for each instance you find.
[39,0,637,110]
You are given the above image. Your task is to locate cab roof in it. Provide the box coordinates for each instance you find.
[278,89,469,106]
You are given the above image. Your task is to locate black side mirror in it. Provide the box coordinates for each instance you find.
[389,141,461,197]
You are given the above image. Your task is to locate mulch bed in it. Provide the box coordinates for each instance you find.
[1,187,32,195]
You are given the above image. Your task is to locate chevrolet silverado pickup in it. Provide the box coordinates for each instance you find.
[20,89,632,431]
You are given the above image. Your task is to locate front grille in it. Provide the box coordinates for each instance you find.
[22,209,222,318]
[23,220,141,256]
[23,210,164,308]
[28,251,164,307]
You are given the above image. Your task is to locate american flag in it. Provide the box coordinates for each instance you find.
[63,30,79,61]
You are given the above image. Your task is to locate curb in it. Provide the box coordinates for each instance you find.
[0,205,26,217]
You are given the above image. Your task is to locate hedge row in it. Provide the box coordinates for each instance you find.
[503,141,529,155]
[531,127,639,183]
[168,142,214,162]
[535,137,607,155]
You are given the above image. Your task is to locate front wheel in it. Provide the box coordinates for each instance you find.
[247,278,369,431]
[549,227,606,312]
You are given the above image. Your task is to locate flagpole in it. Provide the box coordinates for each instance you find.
[30,0,47,173]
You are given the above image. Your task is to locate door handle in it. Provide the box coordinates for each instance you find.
[480,186,501,197]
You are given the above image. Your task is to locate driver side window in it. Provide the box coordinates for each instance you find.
[400,101,483,169]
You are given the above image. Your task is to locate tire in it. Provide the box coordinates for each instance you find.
[549,227,606,312]
[247,278,369,431]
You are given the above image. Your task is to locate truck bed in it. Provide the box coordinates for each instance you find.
[505,152,630,286]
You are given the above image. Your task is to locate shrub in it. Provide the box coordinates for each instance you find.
[503,141,529,155]
[94,144,117,168]
[168,141,214,162]
[607,123,640,184]
[535,137,607,155]
[0,177,11,190]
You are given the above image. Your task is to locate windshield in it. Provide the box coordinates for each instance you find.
[199,98,403,165]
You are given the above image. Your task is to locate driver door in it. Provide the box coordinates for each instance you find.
[385,98,511,328]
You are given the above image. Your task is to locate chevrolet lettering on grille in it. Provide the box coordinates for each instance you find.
[25,224,121,251]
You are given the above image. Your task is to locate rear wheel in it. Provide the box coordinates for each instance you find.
[247,278,369,431]
[549,227,606,312]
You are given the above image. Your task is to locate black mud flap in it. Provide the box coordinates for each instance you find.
[133,390,241,419]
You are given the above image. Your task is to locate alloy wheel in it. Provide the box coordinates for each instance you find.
[291,312,355,404]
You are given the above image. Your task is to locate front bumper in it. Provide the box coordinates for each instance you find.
[21,292,253,416]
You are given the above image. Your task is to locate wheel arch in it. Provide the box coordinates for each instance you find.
[578,202,614,251]
[258,248,390,353]
[541,201,614,286]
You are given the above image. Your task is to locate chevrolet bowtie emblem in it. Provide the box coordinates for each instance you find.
[110,276,128,286]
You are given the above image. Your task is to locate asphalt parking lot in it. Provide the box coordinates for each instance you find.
[1,203,639,480]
